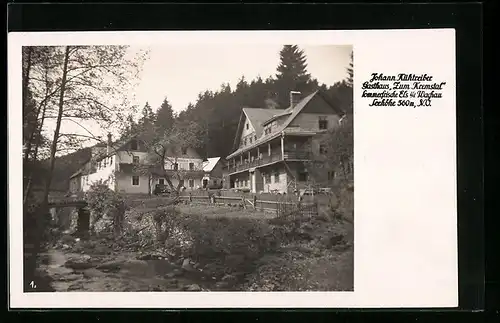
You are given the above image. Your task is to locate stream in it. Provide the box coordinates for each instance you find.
[39,248,219,292]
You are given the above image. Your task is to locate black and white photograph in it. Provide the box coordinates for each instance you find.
[9,29,459,309]
[21,42,354,293]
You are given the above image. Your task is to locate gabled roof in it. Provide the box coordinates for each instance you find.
[70,169,83,179]
[202,157,221,172]
[231,108,277,151]
[278,90,319,129]
[226,90,345,160]
[243,108,277,137]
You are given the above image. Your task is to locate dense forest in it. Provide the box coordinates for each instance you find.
[41,45,353,191]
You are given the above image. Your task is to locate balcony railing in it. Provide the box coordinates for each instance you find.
[227,150,311,174]
[283,151,311,160]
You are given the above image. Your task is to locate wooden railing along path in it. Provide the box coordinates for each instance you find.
[179,192,318,217]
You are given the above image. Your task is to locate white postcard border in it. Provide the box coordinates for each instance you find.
[8,29,457,308]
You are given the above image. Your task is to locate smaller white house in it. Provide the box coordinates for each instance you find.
[152,146,205,191]
[70,134,224,194]
[70,134,152,195]
[152,152,224,191]
[201,157,224,189]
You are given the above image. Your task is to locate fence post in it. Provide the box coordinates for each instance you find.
[253,195,257,210]
[241,195,246,209]
[189,192,192,203]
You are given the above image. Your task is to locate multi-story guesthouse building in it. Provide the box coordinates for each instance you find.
[69,134,223,194]
[225,90,346,194]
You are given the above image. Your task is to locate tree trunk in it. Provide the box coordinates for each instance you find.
[22,47,33,119]
[42,46,70,207]
[23,69,51,207]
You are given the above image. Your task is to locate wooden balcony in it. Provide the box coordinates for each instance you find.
[227,150,311,174]
[283,151,311,160]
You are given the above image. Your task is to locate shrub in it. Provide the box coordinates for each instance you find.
[85,181,127,235]
[149,209,280,273]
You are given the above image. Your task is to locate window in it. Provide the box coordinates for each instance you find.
[319,144,328,155]
[244,138,247,146]
[319,118,328,130]
[249,137,252,144]
[179,179,184,187]
[173,163,178,170]
[245,180,248,187]
[130,140,138,151]
[181,147,187,155]
[246,123,249,130]
[189,179,194,188]
[264,173,271,183]
[328,171,335,181]
[274,172,280,183]
[103,159,107,167]
[132,176,139,186]
[189,162,194,171]
[133,156,140,164]
[159,178,165,185]
[213,180,217,185]
[254,135,257,141]
[110,156,113,165]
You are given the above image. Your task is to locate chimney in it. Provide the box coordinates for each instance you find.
[290,91,302,108]
[107,133,112,154]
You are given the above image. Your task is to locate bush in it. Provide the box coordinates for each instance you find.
[149,209,280,273]
[85,181,127,235]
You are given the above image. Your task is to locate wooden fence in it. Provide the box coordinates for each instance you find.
[178,192,318,217]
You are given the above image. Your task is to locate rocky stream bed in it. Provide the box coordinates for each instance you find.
[37,235,246,292]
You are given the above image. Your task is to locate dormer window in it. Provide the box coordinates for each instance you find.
[133,156,140,164]
[130,139,138,151]
[319,117,328,130]
[181,147,187,155]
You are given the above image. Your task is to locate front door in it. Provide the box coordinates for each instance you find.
[203,179,208,188]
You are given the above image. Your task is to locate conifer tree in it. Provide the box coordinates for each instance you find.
[346,51,353,86]
[275,45,313,107]
[155,97,175,134]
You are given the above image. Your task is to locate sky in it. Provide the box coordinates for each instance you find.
[132,44,352,113]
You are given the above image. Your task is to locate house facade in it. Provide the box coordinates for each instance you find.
[201,157,224,189]
[69,135,152,194]
[225,90,345,194]
[69,134,222,194]
[152,146,205,191]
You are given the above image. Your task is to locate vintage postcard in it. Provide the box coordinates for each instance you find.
[9,30,457,308]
